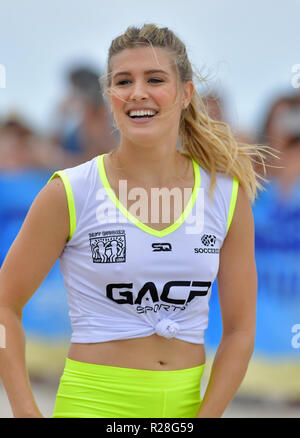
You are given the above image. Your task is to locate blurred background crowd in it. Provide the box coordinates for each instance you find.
[2,65,300,190]
[0,62,300,417]
[0,66,118,171]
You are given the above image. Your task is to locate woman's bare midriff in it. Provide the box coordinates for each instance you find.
[68,334,206,370]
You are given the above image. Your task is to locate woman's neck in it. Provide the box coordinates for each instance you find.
[109,141,189,187]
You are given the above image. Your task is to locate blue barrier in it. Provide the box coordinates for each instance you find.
[252,180,300,358]
[0,170,72,341]
[205,179,300,359]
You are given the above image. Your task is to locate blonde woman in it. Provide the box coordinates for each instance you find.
[0,24,265,418]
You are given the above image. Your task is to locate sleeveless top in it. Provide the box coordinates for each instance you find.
[48,153,239,344]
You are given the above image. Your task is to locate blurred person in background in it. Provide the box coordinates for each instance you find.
[0,114,64,171]
[0,115,40,170]
[202,91,254,145]
[278,135,300,197]
[248,93,300,404]
[52,66,118,168]
[202,92,224,122]
[257,95,298,182]
[270,98,300,197]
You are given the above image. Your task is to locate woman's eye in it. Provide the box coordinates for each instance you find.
[149,78,164,83]
[116,79,131,86]
[115,78,164,86]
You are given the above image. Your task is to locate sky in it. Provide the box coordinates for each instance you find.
[0,0,299,137]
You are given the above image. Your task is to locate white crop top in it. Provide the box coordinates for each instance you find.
[48,153,239,344]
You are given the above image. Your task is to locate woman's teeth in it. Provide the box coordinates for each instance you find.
[128,110,157,118]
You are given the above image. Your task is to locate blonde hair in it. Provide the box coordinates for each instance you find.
[103,23,274,203]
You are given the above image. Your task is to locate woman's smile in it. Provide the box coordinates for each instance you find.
[126,107,159,124]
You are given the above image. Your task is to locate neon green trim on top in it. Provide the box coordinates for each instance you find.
[97,153,201,238]
[47,171,76,241]
[227,177,239,232]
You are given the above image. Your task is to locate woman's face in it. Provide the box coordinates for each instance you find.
[108,46,193,146]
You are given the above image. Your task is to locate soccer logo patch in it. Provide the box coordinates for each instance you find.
[89,230,126,263]
[201,234,216,247]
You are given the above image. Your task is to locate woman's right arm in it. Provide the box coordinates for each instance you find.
[0,176,69,417]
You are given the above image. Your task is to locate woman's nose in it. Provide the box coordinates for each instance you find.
[130,81,148,101]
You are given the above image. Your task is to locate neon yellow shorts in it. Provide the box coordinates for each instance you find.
[52,357,205,418]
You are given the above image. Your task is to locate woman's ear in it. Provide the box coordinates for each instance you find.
[182,81,194,109]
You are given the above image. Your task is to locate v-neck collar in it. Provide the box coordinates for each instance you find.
[96,153,201,238]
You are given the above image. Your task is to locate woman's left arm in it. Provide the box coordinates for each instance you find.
[196,185,257,418]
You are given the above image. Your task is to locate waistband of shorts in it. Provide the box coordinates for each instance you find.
[63,357,205,386]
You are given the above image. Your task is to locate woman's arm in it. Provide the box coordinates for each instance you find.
[196,185,257,418]
[0,176,69,417]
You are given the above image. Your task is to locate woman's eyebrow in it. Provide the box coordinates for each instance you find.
[113,69,169,79]
[145,69,169,75]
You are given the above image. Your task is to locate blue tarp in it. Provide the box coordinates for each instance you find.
[0,169,71,340]
[206,179,300,358]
